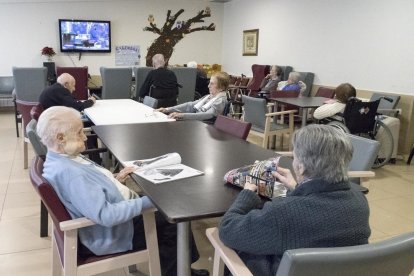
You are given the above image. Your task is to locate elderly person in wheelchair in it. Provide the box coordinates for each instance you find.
[315,84,396,168]
[219,124,370,276]
[37,106,208,276]
[313,83,356,121]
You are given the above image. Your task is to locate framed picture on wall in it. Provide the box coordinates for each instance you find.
[242,29,259,56]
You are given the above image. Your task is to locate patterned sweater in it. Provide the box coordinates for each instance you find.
[219,178,370,275]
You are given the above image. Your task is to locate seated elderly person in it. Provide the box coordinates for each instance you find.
[156,71,229,121]
[37,106,208,276]
[313,83,356,121]
[258,65,283,97]
[39,73,96,111]
[139,53,179,107]
[277,71,306,95]
[219,124,370,276]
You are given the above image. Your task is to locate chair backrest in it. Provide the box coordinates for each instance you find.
[172,67,197,104]
[133,67,153,98]
[369,92,400,110]
[56,66,88,100]
[296,71,314,97]
[12,67,47,102]
[43,62,57,84]
[26,119,47,157]
[16,100,38,138]
[343,98,380,134]
[276,232,414,276]
[214,115,252,140]
[100,67,132,99]
[242,95,267,129]
[269,90,300,99]
[347,134,380,171]
[143,95,159,108]
[315,86,335,98]
[29,156,72,256]
[247,64,270,92]
[277,65,293,81]
[0,76,14,95]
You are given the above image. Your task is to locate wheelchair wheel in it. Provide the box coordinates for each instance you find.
[326,121,350,134]
[371,120,394,168]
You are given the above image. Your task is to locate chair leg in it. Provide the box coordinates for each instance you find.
[142,211,161,276]
[40,201,48,237]
[14,100,20,137]
[23,140,28,169]
[407,147,414,165]
[262,135,269,149]
[212,249,225,276]
[52,231,63,276]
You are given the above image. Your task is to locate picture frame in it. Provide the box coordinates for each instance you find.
[242,29,259,56]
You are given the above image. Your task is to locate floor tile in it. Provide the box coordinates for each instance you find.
[0,248,50,276]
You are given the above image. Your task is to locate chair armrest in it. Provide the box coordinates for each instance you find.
[275,151,293,157]
[348,171,375,178]
[265,109,297,117]
[60,217,95,231]
[377,109,401,117]
[206,227,253,276]
[267,102,275,107]
[59,207,158,232]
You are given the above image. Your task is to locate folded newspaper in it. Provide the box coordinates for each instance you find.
[223,156,287,198]
[123,152,204,184]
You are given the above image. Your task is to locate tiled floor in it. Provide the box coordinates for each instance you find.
[0,110,413,275]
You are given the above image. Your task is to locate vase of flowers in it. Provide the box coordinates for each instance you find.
[41,46,56,61]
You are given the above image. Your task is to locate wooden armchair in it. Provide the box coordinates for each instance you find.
[206,227,414,276]
[30,156,161,276]
[242,95,296,150]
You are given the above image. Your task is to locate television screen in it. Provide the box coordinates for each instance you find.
[59,19,111,53]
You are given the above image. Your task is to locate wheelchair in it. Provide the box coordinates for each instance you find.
[325,97,395,168]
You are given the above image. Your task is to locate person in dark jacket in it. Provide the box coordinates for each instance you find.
[138,54,179,107]
[39,73,96,111]
[219,124,370,276]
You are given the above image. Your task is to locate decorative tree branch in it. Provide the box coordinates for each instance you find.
[143,8,215,66]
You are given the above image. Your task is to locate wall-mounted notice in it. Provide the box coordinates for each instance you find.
[115,45,140,66]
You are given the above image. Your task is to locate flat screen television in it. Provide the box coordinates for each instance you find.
[59,19,111,53]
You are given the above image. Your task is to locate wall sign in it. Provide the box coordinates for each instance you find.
[115,45,140,66]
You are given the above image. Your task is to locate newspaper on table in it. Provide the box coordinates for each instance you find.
[123,152,204,184]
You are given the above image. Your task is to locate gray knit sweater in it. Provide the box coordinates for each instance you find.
[219,178,370,276]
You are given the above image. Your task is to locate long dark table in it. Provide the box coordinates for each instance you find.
[92,120,282,275]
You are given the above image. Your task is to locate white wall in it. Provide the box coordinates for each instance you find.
[222,0,414,95]
[0,0,223,75]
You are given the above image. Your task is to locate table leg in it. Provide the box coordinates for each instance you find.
[301,108,308,128]
[177,221,191,276]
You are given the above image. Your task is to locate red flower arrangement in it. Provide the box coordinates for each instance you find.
[41,46,56,58]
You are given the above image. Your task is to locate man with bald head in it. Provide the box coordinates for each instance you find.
[39,73,96,111]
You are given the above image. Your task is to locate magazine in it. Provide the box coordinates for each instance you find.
[223,156,289,198]
[123,152,204,184]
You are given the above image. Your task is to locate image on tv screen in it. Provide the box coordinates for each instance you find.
[59,19,111,52]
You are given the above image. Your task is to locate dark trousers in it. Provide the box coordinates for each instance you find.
[133,211,200,276]
[79,212,199,276]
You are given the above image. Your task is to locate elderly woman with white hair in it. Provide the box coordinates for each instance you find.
[277,71,307,95]
[219,124,370,276]
[156,71,229,121]
[37,106,207,276]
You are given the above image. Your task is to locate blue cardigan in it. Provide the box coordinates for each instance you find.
[43,151,151,255]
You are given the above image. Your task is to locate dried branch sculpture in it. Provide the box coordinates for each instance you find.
[143,8,215,66]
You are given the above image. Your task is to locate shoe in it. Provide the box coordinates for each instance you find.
[191,268,210,276]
